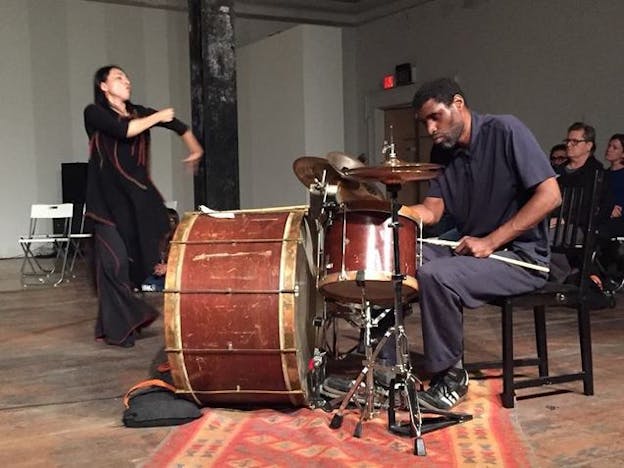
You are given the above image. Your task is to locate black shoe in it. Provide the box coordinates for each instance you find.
[322,376,355,395]
[416,367,468,410]
[373,367,395,389]
[321,375,389,408]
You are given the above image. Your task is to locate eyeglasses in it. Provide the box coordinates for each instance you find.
[563,138,588,146]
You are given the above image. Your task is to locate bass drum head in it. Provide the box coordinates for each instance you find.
[293,219,317,405]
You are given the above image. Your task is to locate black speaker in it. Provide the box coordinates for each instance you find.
[62,162,88,203]
[395,63,412,86]
[56,162,90,234]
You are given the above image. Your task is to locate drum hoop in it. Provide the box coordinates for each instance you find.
[279,210,307,406]
[318,271,418,304]
[165,212,202,405]
[318,271,418,290]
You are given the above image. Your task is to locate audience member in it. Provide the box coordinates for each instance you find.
[142,208,180,292]
[549,143,568,167]
[595,134,624,283]
[549,122,613,286]
[556,122,613,225]
[602,134,624,230]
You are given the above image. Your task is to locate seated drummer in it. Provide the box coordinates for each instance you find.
[399,78,561,410]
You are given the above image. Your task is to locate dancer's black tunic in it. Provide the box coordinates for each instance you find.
[84,102,188,346]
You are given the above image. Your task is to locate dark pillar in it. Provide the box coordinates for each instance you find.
[188,0,239,210]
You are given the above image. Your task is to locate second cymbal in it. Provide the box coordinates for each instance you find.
[326,151,365,176]
[336,179,385,203]
[292,156,342,187]
[327,151,386,200]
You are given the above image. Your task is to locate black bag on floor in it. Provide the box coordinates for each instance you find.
[122,379,201,428]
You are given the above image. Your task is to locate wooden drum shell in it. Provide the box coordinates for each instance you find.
[318,201,418,304]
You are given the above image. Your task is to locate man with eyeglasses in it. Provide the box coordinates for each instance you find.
[549,122,614,286]
[557,122,612,225]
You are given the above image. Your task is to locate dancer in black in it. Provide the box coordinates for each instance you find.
[84,65,203,347]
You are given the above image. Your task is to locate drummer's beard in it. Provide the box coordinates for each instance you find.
[436,119,464,149]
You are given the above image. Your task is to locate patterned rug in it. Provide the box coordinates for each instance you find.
[146,376,531,467]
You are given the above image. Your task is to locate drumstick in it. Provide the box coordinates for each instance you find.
[199,205,308,215]
[418,238,550,273]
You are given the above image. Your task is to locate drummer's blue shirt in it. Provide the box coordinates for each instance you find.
[427,111,556,267]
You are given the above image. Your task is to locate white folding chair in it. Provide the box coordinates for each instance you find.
[18,203,73,287]
[68,204,93,276]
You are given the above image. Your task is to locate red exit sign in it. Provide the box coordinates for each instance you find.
[383,74,395,89]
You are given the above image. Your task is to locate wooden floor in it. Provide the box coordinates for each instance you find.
[1,258,623,467]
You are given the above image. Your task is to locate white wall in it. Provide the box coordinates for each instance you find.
[236,24,344,209]
[10,0,620,257]
[352,0,624,161]
[302,26,344,156]
[0,0,192,258]
[1,2,37,259]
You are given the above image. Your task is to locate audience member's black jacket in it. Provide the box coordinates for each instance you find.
[555,156,613,227]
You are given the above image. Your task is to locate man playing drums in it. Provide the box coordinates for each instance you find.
[400,78,561,410]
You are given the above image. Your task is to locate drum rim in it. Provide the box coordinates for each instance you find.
[318,270,419,302]
[333,199,420,223]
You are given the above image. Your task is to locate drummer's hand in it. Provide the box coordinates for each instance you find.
[454,236,495,258]
[399,205,424,224]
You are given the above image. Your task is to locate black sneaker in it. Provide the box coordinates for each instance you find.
[416,367,468,410]
[321,375,389,408]
[373,367,395,389]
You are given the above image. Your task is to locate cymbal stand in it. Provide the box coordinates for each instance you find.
[384,182,472,456]
[309,169,337,409]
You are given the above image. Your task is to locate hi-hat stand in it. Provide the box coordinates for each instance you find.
[383,182,472,455]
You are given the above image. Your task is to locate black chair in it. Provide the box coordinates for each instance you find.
[467,170,603,408]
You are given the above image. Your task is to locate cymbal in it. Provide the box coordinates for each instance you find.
[327,151,386,200]
[326,151,365,175]
[345,159,443,185]
[293,155,385,202]
[292,156,342,187]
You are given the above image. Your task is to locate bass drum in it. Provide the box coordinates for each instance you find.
[164,207,318,407]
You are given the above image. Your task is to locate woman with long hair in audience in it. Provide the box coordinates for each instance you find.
[84,65,203,347]
[596,134,624,288]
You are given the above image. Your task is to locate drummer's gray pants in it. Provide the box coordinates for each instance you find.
[417,245,547,373]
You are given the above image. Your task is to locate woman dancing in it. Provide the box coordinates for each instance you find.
[84,65,203,347]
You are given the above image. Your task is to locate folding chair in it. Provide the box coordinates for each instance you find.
[68,204,93,276]
[18,203,74,287]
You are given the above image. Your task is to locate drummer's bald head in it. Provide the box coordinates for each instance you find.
[412,78,467,111]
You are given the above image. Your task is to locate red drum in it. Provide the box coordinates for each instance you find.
[318,200,418,304]
[164,207,318,407]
